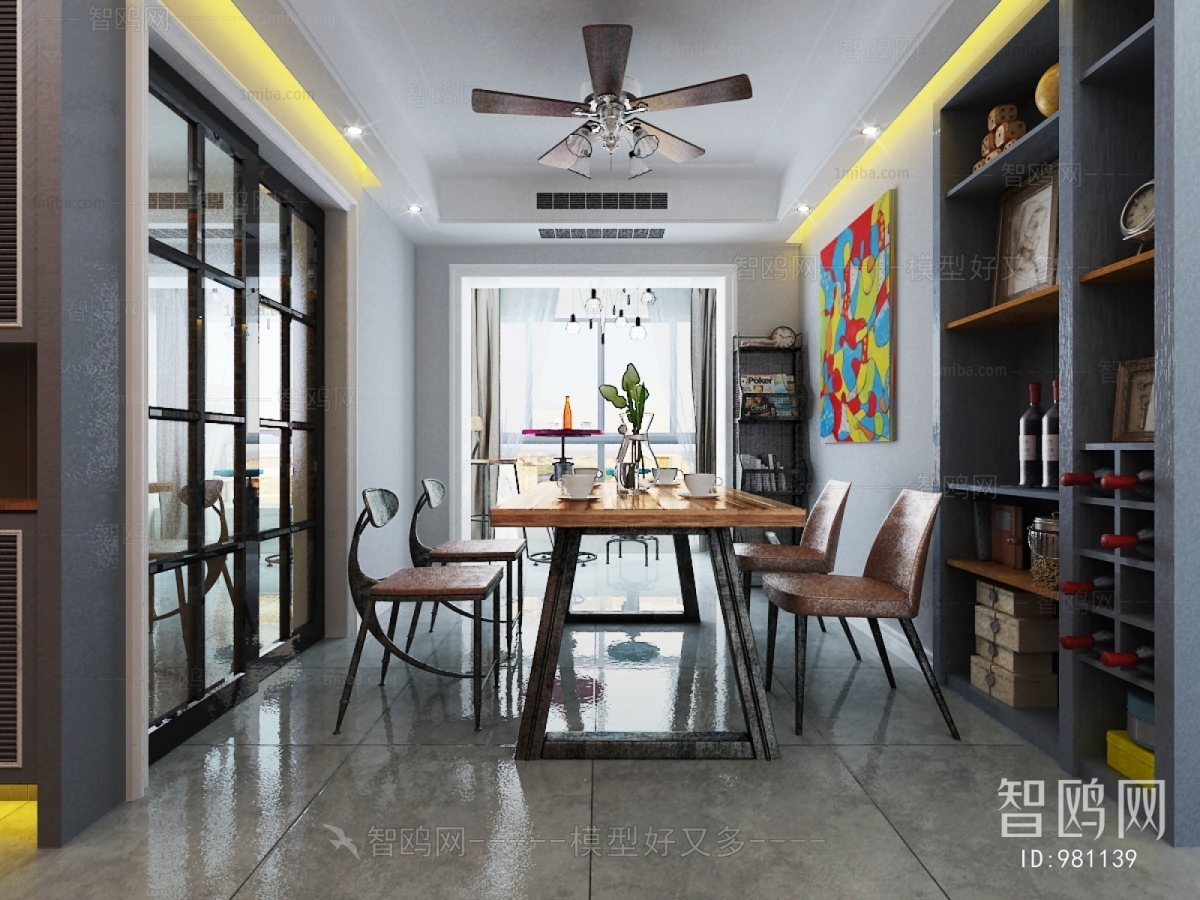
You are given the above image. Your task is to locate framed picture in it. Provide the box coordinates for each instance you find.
[819,188,895,442]
[993,163,1059,306]
[1112,357,1155,441]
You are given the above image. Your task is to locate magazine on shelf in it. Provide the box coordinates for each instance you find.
[740,394,795,418]
[739,373,796,394]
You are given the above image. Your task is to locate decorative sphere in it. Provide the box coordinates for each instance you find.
[1035,63,1060,117]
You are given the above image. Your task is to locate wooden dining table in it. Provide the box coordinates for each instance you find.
[490,480,808,761]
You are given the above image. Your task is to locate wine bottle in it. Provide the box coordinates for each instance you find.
[1060,630,1115,650]
[562,395,573,430]
[1060,468,1115,488]
[1059,576,1115,595]
[1019,382,1043,487]
[1100,528,1154,558]
[1099,469,1155,498]
[1100,647,1154,668]
[1042,379,1060,488]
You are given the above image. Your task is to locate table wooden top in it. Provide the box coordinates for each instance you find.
[490,481,808,529]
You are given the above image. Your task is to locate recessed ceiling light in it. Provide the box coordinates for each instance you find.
[407,204,422,213]
[797,205,811,214]
[860,124,882,137]
[344,125,364,137]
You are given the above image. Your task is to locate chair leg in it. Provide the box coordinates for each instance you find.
[493,584,501,690]
[765,602,779,692]
[899,618,961,740]
[334,603,372,735]
[405,600,424,653]
[428,562,445,633]
[817,616,828,633]
[643,540,648,566]
[653,536,659,560]
[839,618,862,660]
[868,618,896,689]
[742,570,752,606]
[473,596,484,730]
[517,555,524,639]
[795,615,808,736]
[505,560,514,657]
[380,601,402,681]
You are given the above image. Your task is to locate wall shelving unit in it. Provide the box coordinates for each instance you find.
[933,0,1193,842]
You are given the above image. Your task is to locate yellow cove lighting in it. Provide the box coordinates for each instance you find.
[791,0,1049,245]
[161,0,380,188]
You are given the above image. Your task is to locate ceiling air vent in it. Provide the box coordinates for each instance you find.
[0,0,18,326]
[0,530,20,767]
[536,192,667,211]
[539,228,665,240]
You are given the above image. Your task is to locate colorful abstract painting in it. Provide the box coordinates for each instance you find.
[819,189,895,442]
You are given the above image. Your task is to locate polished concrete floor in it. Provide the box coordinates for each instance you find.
[3,536,1200,898]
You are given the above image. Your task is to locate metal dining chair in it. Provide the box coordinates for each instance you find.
[393,478,525,664]
[762,489,959,740]
[334,488,502,734]
[734,479,859,658]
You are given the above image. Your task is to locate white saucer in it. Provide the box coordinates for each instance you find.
[677,490,720,499]
[559,495,601,502]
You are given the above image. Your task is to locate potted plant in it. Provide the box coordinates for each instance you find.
[600,364,655,490]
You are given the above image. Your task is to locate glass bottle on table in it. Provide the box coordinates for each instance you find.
[562,395,573,430]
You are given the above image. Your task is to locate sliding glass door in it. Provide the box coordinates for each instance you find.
[146,57,323,756]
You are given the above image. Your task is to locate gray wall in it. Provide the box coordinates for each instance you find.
[29,0,128,845]
[797,108,940,648]
[413,243,802,540]
[356,194,417,576]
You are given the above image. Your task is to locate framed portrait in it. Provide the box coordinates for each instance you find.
[1112,357,1155,441]
[993,163,1059,306]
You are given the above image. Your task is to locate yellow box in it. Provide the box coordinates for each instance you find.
[1107,729,1155,782]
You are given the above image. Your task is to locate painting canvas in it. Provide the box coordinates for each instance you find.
[819,189,895,442]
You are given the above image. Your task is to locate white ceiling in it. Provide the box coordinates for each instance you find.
[232,0,998,245]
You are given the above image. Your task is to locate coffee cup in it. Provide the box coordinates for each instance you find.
[561,473,595,499]
[653,467,679,484]
[683,473,722,496]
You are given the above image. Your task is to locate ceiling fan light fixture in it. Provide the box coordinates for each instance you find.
[568,154,592,178]
[565,126,594,158]
[630,126,659,159]
[628,154,652,179]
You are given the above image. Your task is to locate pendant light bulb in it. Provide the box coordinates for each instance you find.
[629,316,647,341]
[566,313,580,334]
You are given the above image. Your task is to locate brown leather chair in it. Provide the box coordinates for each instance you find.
[734,479,859,658]
[384,479,525,670]
[762,489,959,740]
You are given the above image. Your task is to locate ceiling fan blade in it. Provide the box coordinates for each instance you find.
[582,24,633,96]
[637,74,752,112]
[537,137,579,169]
[631,119,705,162]
[471,89,582,117]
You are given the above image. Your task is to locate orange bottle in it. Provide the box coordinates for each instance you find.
[562,396,573,429]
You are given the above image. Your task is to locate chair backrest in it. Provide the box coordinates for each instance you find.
[349,488,400,613]
[862,489,943,614]
[177,480,231,545]
[409,479,447,567]
[799,479,852,567]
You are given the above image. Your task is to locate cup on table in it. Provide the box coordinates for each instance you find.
[573,467,604,484]
[560,473,596,499]
[653,467,679,485]
[683,473,722,496]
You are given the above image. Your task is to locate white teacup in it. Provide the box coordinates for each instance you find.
[561,473,596,499]
[653,467,679,484]
[684,473,723,496]
[573,467,604,484]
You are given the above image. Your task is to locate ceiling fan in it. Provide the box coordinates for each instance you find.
[471,24,752,179]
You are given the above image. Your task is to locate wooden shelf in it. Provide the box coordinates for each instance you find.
[945,284,1059,331]
[1080,548,1156,573]
[0,498,36,512]
[1081,19,1155,84]
[1079,653,1155,692]
[946,557,1059,600]
[1080,496,1155,511]
[1079,249,1155,284]
[946,113,1059,201]
[946,482,1060,501]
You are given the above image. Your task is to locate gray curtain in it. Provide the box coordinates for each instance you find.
[690,287,718,475]
[471,288,501,537]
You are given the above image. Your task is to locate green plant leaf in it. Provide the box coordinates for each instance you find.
[621,363,641,393]
[598,384,626,408]
[630,384,648,404]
